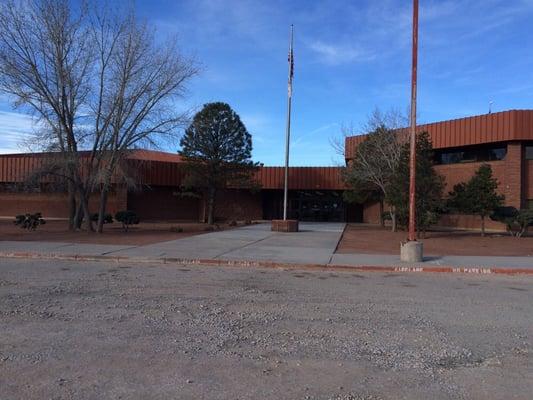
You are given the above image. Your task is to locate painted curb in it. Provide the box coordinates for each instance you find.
[0,251,532,275]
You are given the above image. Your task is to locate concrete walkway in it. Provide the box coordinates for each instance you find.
[0,222,345,265]
[110,222,345,265]
[1,222,533,273]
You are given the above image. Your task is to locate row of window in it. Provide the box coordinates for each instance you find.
[434,145,507,165]
[433,144,533,165]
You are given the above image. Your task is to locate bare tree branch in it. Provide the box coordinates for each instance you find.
[0,0,198,233]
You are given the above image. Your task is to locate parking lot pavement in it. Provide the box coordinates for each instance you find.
[1,258,531,400]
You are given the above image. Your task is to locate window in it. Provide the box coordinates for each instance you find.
[434,144,507,165]
[525,146,533,160]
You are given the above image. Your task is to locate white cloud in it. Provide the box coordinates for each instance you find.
[0,111,36,154]
[292,123,336,146]
[241,113,271,131]
[240,112,279,149]
[308,41,376,65]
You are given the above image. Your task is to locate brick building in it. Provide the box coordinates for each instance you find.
[1,109,532,229]
[345,109,533,229]
[0,149,346,222]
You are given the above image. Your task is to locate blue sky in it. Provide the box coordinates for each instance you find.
[1,0,533,165]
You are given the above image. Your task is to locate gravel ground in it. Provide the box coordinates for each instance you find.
[0,258,531,399]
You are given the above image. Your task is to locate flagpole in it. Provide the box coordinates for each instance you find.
[283,25,294,221]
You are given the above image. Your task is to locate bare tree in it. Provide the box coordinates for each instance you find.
[0,0,93,230]
[330,107,408,160]
[341,108,408,231]
[0,0,197,233]
[86,8,197,233]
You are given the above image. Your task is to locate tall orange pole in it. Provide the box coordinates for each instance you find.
[408,0,419,242]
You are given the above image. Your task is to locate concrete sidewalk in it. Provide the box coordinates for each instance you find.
[1,222,533,274]
[99,222,345,265]
[331,253,533,269]
[0,222,345,264]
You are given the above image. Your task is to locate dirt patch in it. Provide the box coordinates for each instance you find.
[0,219,241,246]
[336,224,533,257]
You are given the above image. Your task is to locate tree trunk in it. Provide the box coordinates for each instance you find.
[379,200,384,227]
[74,202,83,230]
[390,206,397,232]
[78,189,93,232]
[481,215,485,237]
[97,187,109,233]
[207,186,216,225]
[67,182,77,231]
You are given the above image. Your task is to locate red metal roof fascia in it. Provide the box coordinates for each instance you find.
[125,149,183,163]
[344,110,533,161]
[258,166,345,190]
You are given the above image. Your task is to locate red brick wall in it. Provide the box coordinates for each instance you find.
[434,145,524,210]
[363,201,382,224]
[0,190,124,218]
[361,158,513,230]
[525,160,533,200]
[213,189,262,222]
[504,142,524,208]
[127,186,200,221]
[434,160,506,196]
[437,214,506,231]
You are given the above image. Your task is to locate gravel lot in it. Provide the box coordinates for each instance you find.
[1,259,531,399]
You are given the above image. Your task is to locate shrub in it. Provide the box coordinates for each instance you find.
[114,210,140,232]
[244,219,252,225]
[14,213,46,230]
[90,213,113,224]
[491,207,533,237]
[170,226,183,233]
[228,220,237,227]
[449,164,504,236]
[382,212,392,222]
[204,224,220,231]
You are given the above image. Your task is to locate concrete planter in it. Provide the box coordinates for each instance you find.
[400,240,423,262]
[271,219,299,232]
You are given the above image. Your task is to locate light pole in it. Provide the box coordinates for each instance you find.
[408,0,418,242]
[401,0,423,262]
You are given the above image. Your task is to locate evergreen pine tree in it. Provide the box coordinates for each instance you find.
[179,103,258,224]
[455,164,504,236]
[387,132,445,237]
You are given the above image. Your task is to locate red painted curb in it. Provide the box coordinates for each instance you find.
[0,251,532,275]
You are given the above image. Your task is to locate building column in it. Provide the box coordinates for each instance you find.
[504,142,524,209]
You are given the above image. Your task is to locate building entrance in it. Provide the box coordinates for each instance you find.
[262,190,345,222]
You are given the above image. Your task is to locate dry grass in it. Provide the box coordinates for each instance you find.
[337,224,533,257]
[0,219,241,246]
